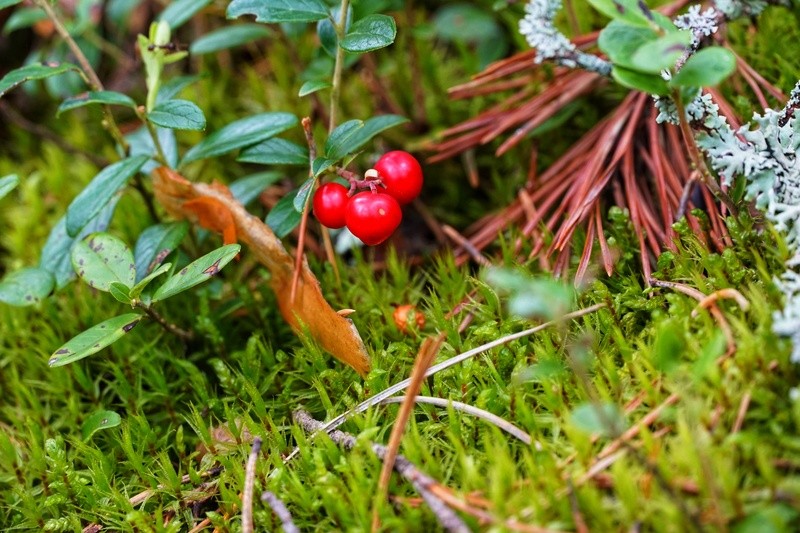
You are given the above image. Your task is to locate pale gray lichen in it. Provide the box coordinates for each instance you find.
[675,5,720,48]
[519,0,612,75]
[714,0,770,18]
[696,81,800,361]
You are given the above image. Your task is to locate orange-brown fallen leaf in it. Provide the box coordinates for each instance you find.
[152,167,371,375]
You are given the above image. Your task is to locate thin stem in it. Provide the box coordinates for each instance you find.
[136,303,194,341]
[141,112,170,167]
[132,174,161,223]
[290,118,318,303]
[328,0,351,132]
[35,0,129,154]
[242,437,261,533]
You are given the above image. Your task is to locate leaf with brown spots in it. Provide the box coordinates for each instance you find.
[152,167,370,375]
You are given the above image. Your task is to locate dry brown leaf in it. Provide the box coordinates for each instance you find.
[152,167,371,375]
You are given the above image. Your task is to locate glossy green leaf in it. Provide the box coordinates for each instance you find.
[311,157,336,177]
[190,24,271,54]
[158,0,213,30]
[71,233,136,291]
[0,267,54,307]
[298,80,332,97]
[152,244,240,302]
[65,156,149,237]
[266,189,301,238]
[126,125,179,172]
[324,115,408,159]
[598,20,658,70]
[316,5,350,56]
[0,62,80,99]
[0,174,19,200]
[129,262,171,299]
[81,410,122,440]
[324,119,362,157]
[570,402,628,437]
[149,99,206,131]
[108,282,132,304]
[40,196,121,289]
[133,222,189,282]
[587,0,654,27]
[670,47,736,88]
[229,172,283,205]
[293,177,316,212]
[238,138,309,166]
[48,313,144,367]
[340,14,396,53]
[227,0,329,23]
[181,112,298,165]
[156,75,200,104]
[57,91,137,116]
[611,65,669,95]
[630,30,692,73]
[3,7,47,34]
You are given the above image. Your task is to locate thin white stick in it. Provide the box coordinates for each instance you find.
[380,395,539,448]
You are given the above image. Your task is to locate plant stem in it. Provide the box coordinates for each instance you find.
[141,113,170,167]
[137,303,194,341]
[328,0,351,133]
[35,0,129,155]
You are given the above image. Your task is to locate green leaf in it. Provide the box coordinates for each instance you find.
[570,403,628,437]
[65,156,149,237]
[311,157,336,177]
[0,174,19,200]
[181,112,298,165]
[0,267,54,306]
[324,119,362,157]
[156,75,200,104]
[189,24,271,54]
[158,0,213,30]
[0,62,80,99]
[324,115,408,159]
[48,313,144,367]
[340,14,396,53]
[71,233,136,291]
[126,125,179,172]
[108,282,132,304]
[611,65,669,95]
[266,189,301,238]
[81,410,122,440]
[229,172,283,205]
[598,20,659,70]
[40,197,121,289]
[227,0,329,23]
[293,177,316,212]
[630,30,692,74]
[129,262,171,299]
[133,222,189,282]
[151,244,240,302]
[670,47,736,88]
[298,80,332,97]
[0,0,24,9]
[3,7,47,34]
[652,320,685,373]
[316,5,350,56]
[56,90,137,116]
[149,99,206,131]
[587,0,654,27]
[238,138,309,166]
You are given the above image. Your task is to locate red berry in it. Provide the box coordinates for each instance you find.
[313,182,349,229]
[345,191,402,245]
[373,150,423,205]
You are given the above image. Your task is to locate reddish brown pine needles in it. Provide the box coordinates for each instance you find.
[426,21,783,281]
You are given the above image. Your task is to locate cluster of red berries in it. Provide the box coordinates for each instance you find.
[312,151,423,245]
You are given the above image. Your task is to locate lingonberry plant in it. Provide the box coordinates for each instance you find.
[0,0,412,373]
